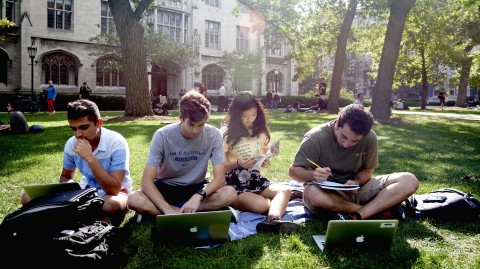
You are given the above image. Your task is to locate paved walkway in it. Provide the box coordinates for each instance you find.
[393,110,480,121]
[209,106,480,121]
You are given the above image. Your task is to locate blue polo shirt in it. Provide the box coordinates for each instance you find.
[63,127,132,197]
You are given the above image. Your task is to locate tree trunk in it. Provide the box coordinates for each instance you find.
[371,0,416,121]
[326,0,357,113]
[456,45,473,107]
[420,47,427,109]
[109,0,153,116]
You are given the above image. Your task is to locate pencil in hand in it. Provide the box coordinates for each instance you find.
[307,158,321,168]
[307,158,332,176]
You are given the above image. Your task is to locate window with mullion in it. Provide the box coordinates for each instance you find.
[47,0,73,30]
[4,0,15,22]
[156,10,185,43]
[236,26,249,52]
[41,52,78,85]
[205,20,220,49]
[96,56,124,87]
[101,0,115,35]
[205,0,220,8]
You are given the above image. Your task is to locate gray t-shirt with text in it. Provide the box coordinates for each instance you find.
[146,122,225,186]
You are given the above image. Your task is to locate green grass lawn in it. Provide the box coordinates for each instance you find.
[1,108,479,269]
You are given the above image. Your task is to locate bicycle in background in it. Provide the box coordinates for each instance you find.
[17,91,41,114]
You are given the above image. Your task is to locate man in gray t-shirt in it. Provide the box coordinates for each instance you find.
[127,91,236,216]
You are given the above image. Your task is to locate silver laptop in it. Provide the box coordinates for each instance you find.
[313,219,399,252]
[23,182,81,200]
[153,210,232,246]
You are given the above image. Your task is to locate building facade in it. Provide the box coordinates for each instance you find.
[0,0,299,100]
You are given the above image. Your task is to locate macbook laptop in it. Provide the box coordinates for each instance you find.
[23,182,81,200]
[153,210,232,247]
[313,219,399,252]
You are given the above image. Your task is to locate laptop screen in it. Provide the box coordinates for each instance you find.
[313,219,398,252]
[153,210,232,246]
[23,182,81,200]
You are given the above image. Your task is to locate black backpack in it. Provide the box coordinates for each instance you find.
[0,188,118,268]
[402,188,480,221]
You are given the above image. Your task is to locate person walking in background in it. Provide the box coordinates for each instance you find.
[353,92,364,105]
[79,82,92,100]
[265,89,273,110]
[46,80,57,114]
[273,92,280,110]
[318,77,327,97]
[199,83,208,97]
[220,91,301,234]
[0,101,29,135]
[438,91,446,110]
[179,89,186,98]
[217,82,226,112]
[127,91,236,219]
[289,104,419,221]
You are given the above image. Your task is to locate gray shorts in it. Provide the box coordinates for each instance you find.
[303,174,390,214]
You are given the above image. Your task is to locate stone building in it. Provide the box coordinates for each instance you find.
[0,0,298,99]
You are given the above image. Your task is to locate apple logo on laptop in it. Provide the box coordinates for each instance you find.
[356,235,365,243]
[190,226,198,233]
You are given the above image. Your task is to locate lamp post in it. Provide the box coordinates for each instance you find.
[274,66,279,94]
[27,43,37,96]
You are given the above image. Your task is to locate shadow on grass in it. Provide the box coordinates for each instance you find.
[298,220,421,269]
[117,214,267,268]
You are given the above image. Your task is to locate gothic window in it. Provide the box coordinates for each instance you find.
[96,56,124,87]
[202,65,224,90]
[41,51,79,85]
[47,0,72,30]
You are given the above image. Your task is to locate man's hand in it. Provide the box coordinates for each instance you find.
[162,205,181,215]
[312,167,332,183]
[73,138,94,162]
[343,179,359,196]
[180,194,202,213]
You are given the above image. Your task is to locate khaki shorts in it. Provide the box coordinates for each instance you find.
[303,174,391,214]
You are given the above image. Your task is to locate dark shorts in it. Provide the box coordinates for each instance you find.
[225,168,271,195]
[154,179,207,207]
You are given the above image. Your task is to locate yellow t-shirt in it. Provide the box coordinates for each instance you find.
[220,125,269,163]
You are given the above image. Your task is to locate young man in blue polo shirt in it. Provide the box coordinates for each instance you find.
[21,99,132,222]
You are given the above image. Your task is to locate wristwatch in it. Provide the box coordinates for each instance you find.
[196,189,207,201]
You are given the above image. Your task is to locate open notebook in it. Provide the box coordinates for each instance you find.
[153,210,232,247]
[313,219,398,252]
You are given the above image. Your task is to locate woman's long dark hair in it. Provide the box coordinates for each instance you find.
[223,91,270,148]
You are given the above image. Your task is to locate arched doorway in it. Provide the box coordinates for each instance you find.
[202,64,225,91]
[266,69,283,94]
[151,60,180,97]
[151,64,167,97]
[0,49,9,86]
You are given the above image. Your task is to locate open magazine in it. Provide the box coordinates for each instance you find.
[251,141,280,170]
